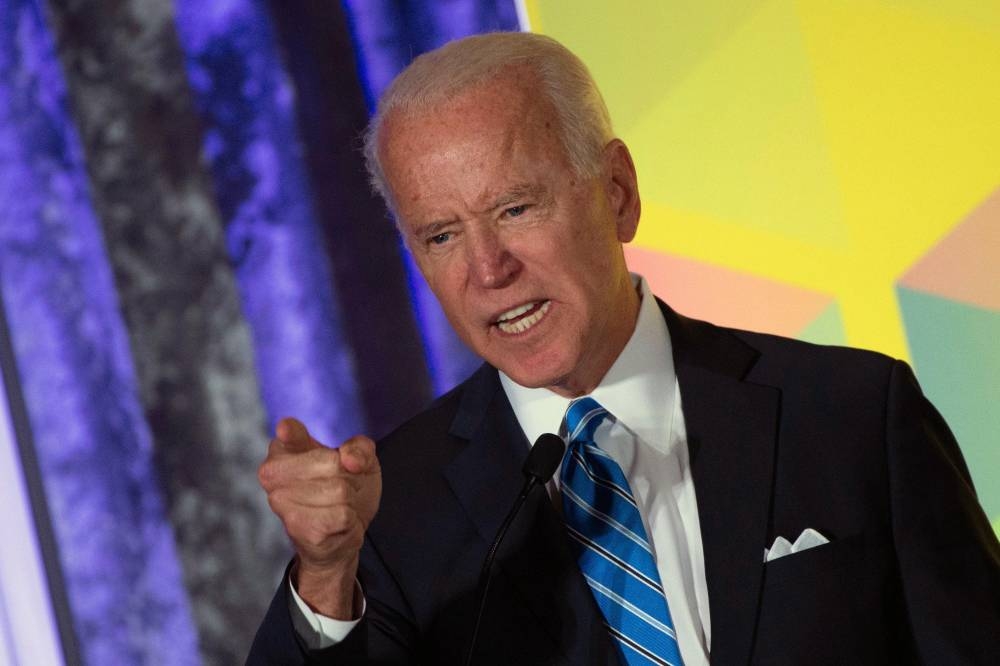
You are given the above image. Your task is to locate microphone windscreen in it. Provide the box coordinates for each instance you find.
[522,433,566,483]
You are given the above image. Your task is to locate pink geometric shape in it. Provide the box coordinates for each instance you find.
[625,247,832,337]
[899,186,1000,311]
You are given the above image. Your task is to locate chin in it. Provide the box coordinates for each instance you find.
[497,356,573,392]
[505,372,554,390]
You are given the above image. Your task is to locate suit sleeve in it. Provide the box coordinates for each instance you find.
[244,567,362,665]
[886,360,1000,661]
[246,538,419,665]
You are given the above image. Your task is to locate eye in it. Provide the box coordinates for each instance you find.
[429,232,452,246]
[504,205,527,218]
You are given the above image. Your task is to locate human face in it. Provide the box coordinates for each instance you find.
[379,74,641,397]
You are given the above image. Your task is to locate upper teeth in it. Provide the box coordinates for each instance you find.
[497,300,551,334]
[498,302,538,322]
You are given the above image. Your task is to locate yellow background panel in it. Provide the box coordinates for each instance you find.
[526,0,1000,360]
[525,0,1000,533]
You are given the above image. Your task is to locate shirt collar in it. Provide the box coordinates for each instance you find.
[499,275,676,450]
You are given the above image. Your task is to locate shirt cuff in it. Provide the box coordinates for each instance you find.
[287,571,366,649]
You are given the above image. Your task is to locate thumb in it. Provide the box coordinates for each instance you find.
[275,417,319,453]
[338,436,379,475]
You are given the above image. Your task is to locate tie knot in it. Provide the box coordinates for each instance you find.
[566,397,609,444]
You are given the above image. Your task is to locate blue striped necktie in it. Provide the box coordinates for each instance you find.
[560,397,684,666]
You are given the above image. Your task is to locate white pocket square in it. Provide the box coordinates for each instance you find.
[764,528,829,562]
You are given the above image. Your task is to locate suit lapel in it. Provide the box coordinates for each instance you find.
[661,303,780,664]
[442,366,525,549]
[438,303,780,664]
[443,366,623,665]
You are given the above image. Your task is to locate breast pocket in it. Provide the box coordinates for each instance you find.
[763,531,860,588]
[752,529,897,664]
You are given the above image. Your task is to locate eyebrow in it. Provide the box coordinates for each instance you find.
[412,219,455,240]
[410,183,549,238]
[487,183,547,211]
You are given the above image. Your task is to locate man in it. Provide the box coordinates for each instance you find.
[249,32,1000,664]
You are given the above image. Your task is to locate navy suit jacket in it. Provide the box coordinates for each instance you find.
[248,303,1000,664]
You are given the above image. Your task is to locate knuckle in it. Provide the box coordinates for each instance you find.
[329,481,350,504]
[345,435,375,455]
[312,450,340,477]
[359,437,378,459]
[342,528,364,553]
[302,525,329,550]
[334,505,356,528]
[289,512,328,549]
[257,461,275,490]
[267,487,291,511]
[346,434,373,448]
[280,506,303,535]
[265,493,280,516]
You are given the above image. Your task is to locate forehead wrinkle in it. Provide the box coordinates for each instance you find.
[385,74,566,231]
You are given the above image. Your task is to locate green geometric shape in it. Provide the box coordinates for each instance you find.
[994,515,1000,541]
[898,287,1000,525]
[796,301,846,346]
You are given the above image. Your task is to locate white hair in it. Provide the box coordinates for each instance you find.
[363,32,614,210]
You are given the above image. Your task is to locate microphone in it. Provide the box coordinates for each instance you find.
[464,434,565,666]
[521,433,567,484]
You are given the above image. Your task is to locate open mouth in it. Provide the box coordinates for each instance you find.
[495,300,551,334]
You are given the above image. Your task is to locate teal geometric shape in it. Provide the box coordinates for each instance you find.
[796,301,846,346]
[898,286,1000,527]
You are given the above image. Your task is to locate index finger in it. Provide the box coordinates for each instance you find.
[274,417,318,453]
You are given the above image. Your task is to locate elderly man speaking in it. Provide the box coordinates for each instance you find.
[248,32,1000,665]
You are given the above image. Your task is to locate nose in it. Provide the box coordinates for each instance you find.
[466,227,520,289]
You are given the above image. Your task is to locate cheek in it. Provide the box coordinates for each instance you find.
[424,269,479,329]
[419,254,458,296]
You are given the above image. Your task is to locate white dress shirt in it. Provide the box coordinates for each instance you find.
[499,276,711,665]
[291,276,712,664]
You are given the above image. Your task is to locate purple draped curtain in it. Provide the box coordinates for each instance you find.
[0,0,519,663]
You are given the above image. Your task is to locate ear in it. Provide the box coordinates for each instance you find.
[601,139,641,243]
